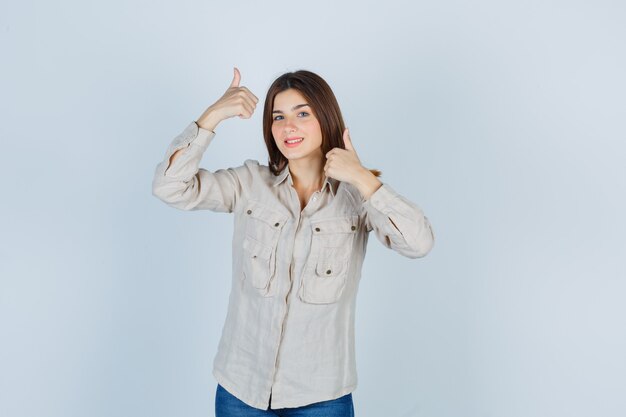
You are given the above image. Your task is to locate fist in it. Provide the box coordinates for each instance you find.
[323,128,365,183]
[199,67,260,126]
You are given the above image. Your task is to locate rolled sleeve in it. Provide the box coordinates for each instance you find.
[151,121,244,213]
[361,183,435,259]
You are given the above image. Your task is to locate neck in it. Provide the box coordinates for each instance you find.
[288,158,325,191]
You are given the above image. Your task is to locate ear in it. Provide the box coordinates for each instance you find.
[343,128,355,151]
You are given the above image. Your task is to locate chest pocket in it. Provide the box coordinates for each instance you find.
[298,215,359,304]
[242,200,289,296]
[310,215,358,247]
[244,199,289,245]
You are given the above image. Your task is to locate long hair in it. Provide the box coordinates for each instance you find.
[262,70,381,178]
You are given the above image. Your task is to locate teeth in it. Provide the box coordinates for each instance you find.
[286,138,303,144]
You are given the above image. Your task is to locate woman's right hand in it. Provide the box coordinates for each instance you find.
[196,67,260,131]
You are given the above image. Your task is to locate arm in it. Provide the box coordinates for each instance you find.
[152,67,259,213]
[151,121,242,213]
[167,115,219,166]
[355,171,435,259]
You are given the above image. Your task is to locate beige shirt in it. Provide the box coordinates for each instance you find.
[152,121,435,410]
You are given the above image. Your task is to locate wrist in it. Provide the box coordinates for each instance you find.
[353,168,382,201]
[196,107,221,132]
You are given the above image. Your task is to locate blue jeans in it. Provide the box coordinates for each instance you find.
[215,383,355,417]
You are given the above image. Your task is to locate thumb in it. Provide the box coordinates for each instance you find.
[343,127,355,151]
[229,67,241,88]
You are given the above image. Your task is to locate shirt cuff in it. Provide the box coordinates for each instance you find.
[362,183,399,213]
[168,121,216,153]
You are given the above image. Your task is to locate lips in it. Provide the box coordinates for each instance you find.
[284,137,304,147]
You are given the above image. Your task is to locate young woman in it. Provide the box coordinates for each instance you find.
[152,68,435,416]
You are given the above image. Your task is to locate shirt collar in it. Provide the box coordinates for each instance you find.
[272,165,339,197]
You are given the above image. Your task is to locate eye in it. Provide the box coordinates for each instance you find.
[272,111,309,121]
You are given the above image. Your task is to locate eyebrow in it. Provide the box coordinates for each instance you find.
[272,103,310,114]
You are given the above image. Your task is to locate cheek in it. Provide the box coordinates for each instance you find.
[301,120,322,140]
[302,118,320,129]
[271,127,280,143]
[308,122,322,139]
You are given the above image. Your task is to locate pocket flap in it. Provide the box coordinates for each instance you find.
[311,215,359,235]
[244,200,289,229]
[243,236,272,260]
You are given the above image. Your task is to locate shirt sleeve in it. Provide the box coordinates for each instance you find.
[361,182,435,259]
[151,121,243,213]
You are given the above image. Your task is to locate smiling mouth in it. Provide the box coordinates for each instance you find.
[285,137,304,144]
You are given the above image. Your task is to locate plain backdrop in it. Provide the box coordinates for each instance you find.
[1,1,625,416]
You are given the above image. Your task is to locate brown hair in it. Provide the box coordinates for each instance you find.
[262,70,381,178]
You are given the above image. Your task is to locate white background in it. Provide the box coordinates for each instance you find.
[1,0,625,416]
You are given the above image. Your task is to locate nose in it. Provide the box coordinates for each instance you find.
[284,120,297,134]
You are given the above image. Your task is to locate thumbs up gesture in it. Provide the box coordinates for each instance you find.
[324,128,364,183]
[324,128,383,199]
[197,67,259,131]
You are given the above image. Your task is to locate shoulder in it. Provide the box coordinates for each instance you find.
[245,159,283,182]
[244,158,261,166]
[231,159,276,186]
[242,158,266,178]
[225,158,261,174]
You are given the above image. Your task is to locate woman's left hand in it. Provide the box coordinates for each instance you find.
[324,128,383,199]
[324,128,367,184]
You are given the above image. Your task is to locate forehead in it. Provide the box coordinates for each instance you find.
[273,89,307,108]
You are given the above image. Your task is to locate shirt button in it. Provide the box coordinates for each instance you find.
[315,227,321,232]
[326,269,332,275]
[274,222,280,227]
[351,225,356,231]
[247,209,252,215]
